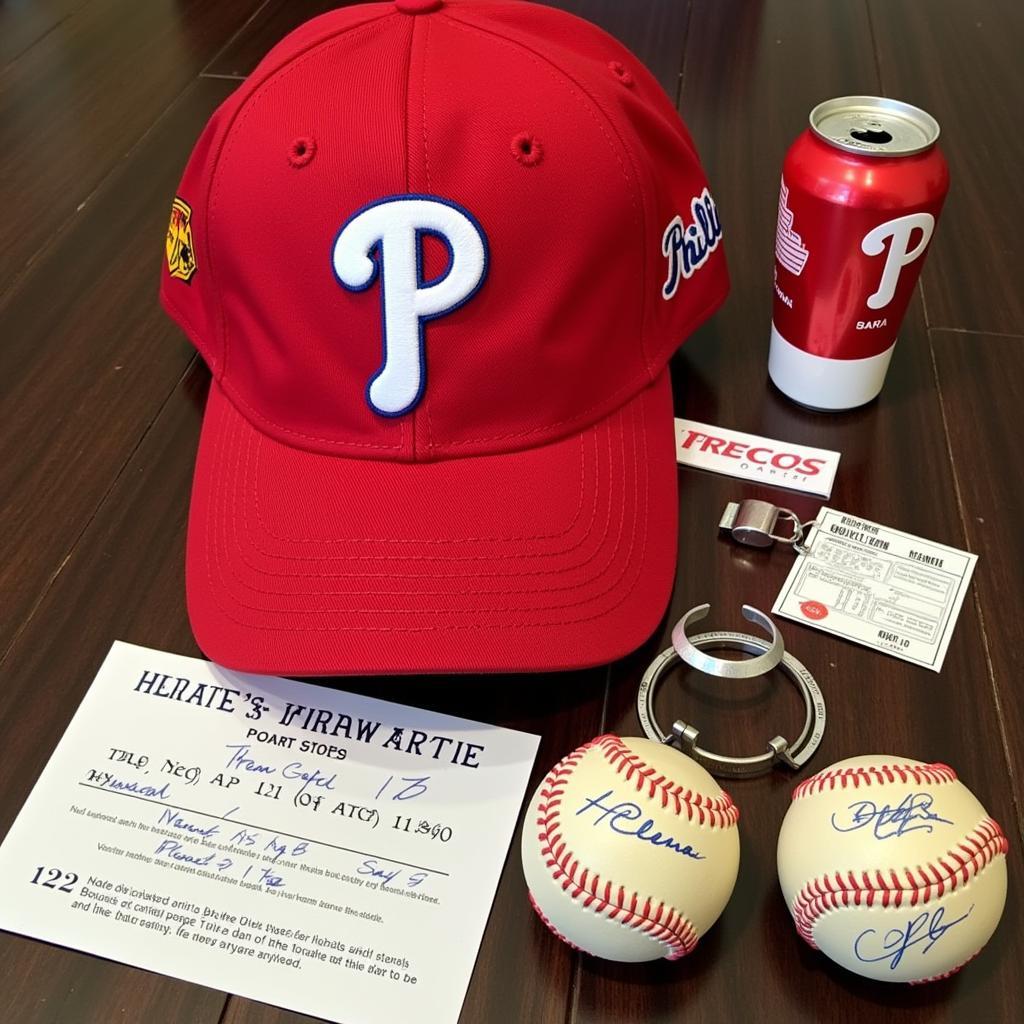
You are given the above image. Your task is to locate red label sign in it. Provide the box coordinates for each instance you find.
[800,600,828,621]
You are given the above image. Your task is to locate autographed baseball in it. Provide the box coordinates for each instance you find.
[521,734,740,962]
[778,755,1009,983]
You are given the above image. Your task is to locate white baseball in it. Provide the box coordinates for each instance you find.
[521,734,740,962]
[778,754,1009,983]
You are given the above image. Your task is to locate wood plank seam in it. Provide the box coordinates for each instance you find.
[200,0,273,77]
[673,0,694,110]
[863,0,885,103]
[1,79,213,312]
[0,6,85,76]
[926,324,1024,850]
[215,989,233,1024]
[925,327,1024,340]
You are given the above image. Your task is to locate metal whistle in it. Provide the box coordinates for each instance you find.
[719,499,813,552]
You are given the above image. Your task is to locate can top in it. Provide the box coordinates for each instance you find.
[809,96,940,157]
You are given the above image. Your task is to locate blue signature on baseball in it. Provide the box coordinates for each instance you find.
[830,792,953,840]
[854,905,973,970]
[575,790,704,860]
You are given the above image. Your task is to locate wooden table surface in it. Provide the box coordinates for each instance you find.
[2,1,1022,1021]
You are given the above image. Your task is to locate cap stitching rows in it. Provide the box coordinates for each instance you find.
[419,16,433,194]
[239,413,616,581]
[252,421,592,545]
[204,383,639,614]
[442,9,650,374]
[224,386,629,591]
[207,398,644,618]
[199,379,654,629]
[246,415,601,560]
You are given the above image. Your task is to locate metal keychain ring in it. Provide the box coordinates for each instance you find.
[637,631,826,778]
[792,519,819,557]
[770,509,805,545]
[671,604,784,679]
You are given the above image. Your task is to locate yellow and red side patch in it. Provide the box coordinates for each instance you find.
[166,197,197,283]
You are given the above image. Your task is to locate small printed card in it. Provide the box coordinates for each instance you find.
[674,418,839,497]
[0,642,539,1024]
[773,508,978,672]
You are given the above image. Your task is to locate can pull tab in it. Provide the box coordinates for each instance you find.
[719,500,814,552]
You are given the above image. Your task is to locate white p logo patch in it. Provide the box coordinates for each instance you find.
[333,195,488,417]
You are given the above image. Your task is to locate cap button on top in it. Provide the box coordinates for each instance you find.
[395,0,443,14]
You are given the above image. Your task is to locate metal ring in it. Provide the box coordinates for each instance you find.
[637,631,826,778]
[671,604,784,679]
[770,509,805,545]
[792,520,819,557]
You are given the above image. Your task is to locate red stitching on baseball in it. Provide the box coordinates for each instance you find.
[792,763,958,800]
[529,735,733,959]
[527,890,584,952]
[592,735,740,828]
[790,817,1008,948]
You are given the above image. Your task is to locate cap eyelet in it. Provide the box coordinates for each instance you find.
[511,132,543,167]
[608,61,634,87]
[288,136,317,168]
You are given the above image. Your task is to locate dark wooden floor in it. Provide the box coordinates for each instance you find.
[1,1,1022,1021]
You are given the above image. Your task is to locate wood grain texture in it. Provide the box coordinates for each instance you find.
[0,0,262,296]
[0,77,236,659]
[574,0,1023,1019]
[0,361,225,1024]
[207,0,689,95]
[931,330,1024,846]
[0,0,93,69]
[868,0,1024,334]
[1,0,1022,1022]
[204,0,354,78]
[0,939,225,1024]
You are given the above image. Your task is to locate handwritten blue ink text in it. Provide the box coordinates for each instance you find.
[831,793,954,841]
[86,769,170,800]
[854,906,974,970]
[223,745,275,774]
[575,790,705,860]
[158,808,219,840]
[282,762,337,797]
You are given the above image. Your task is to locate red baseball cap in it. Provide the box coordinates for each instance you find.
[161,0,728,675]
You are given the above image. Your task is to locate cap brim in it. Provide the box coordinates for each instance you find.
[186,370,678,675]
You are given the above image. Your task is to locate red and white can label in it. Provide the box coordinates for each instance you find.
[768,117,948,410]
[771,177,941,363]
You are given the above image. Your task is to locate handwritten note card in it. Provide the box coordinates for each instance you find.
[0,642,539,1024]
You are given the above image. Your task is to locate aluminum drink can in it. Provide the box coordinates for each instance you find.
[768,96,949,410]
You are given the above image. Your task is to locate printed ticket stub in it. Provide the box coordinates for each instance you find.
[674,418,839,497]
[0,642,539,1024]
[773,508,977,672]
